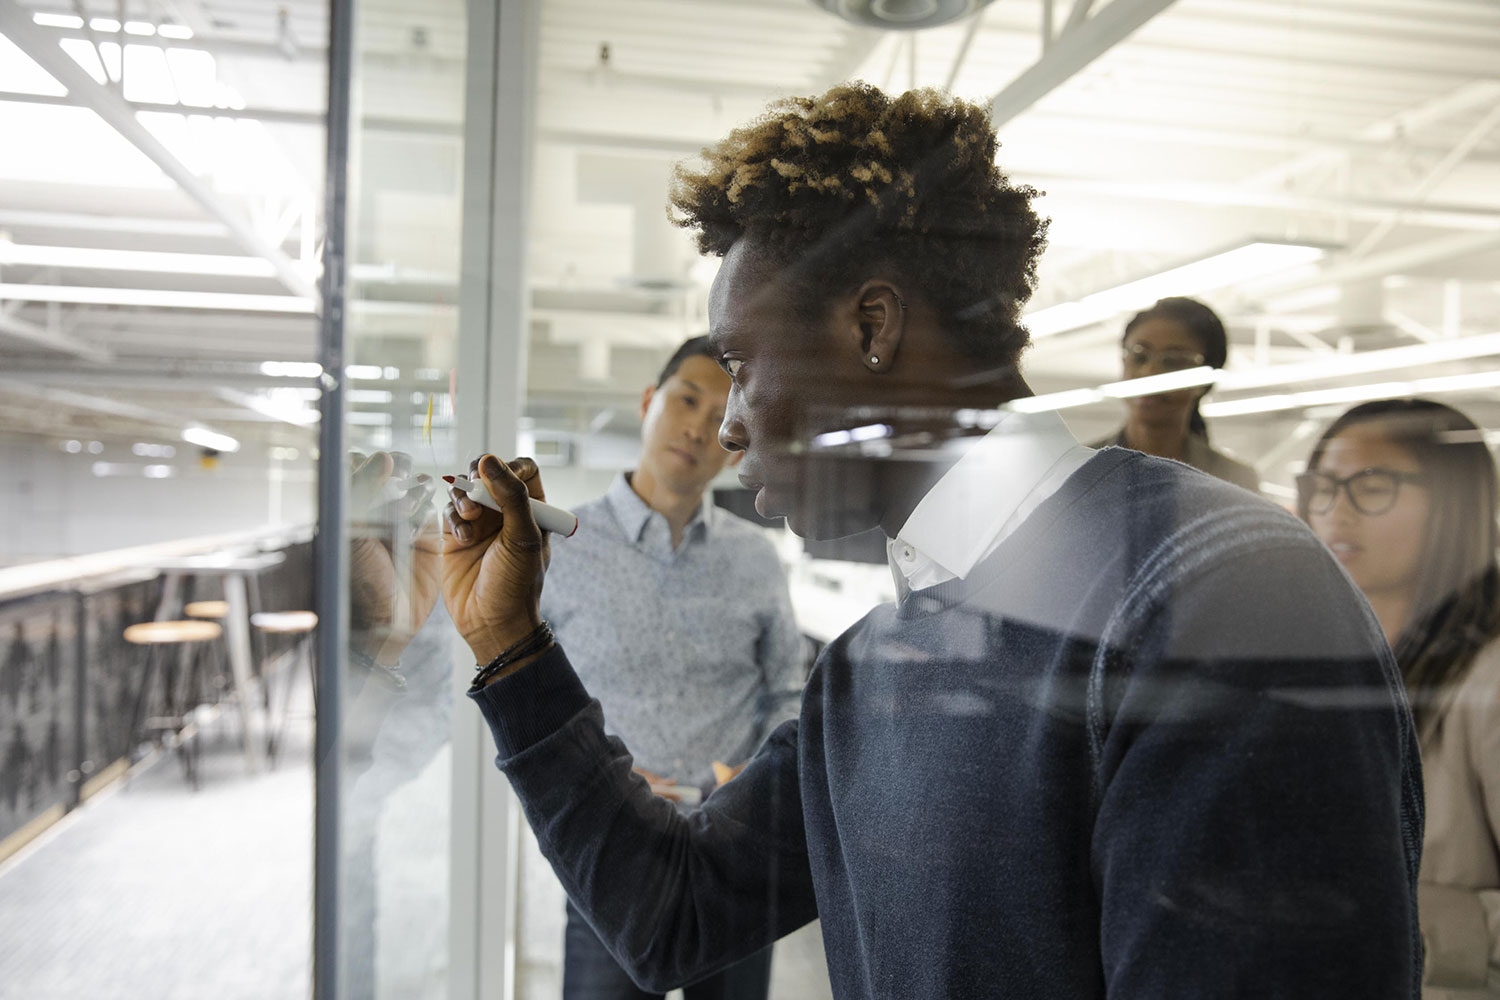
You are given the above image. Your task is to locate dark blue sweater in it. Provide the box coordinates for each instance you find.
[473,449,1422,998]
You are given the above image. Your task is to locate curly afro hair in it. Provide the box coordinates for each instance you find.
[669,83,1048,366]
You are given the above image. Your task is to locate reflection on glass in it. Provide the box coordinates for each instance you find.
[336,0,466,993]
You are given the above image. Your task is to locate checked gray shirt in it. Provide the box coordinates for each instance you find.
[540,473,805,793]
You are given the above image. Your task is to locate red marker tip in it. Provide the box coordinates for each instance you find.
[441,475,456,484]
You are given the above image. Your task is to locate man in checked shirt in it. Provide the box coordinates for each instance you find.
[530,334,806,1000]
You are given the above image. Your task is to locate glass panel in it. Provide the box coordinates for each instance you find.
[494,2,1495,999]
[0,2,322,996]
[333,0,468,996]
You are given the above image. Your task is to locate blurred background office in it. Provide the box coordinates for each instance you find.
[0,0,1497,998]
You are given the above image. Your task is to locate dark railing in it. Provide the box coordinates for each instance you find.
[0,529,313,858]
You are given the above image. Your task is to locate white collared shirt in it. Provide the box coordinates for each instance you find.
[888,410,1094,594]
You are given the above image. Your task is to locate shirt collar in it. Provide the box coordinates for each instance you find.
[893,409,1086,585]
[605,472,714,545]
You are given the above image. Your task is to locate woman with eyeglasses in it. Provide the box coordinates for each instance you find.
[1095,296,1259,492]
[1299,398,1500,999]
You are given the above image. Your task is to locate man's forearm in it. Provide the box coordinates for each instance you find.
[469,645,818,991]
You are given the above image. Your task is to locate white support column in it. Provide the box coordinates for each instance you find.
[0,0,315,300]
[990,0,1179,128]
[448,2,541,999]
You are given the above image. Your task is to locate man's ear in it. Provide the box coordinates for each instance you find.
[851,280,908,374]
[640,384,656,421]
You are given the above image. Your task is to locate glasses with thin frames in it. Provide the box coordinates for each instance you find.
[1295,468,1427,516]
[1121,344,1206,373]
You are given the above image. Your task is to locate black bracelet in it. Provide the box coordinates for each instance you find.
[470,621,554,689]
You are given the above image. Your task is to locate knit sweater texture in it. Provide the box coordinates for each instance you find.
[472,448,1423,999]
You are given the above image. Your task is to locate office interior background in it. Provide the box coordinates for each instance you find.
[0,0,1497,997]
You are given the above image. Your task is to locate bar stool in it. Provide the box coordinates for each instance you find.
[251,611,317,764]
[184,601,235,712]
[123,620,223,789]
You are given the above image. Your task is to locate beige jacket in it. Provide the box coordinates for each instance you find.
[1094,430,1260,494]
[1420,637,1500,998]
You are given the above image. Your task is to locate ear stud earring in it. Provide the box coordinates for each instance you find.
[870,356,880,365]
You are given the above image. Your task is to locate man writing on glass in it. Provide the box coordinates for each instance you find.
[441,84,1422,999]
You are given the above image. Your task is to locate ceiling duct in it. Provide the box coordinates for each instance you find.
[809,0,995,30]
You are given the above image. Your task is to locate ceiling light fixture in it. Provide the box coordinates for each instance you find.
[32,12,84,28]
[809,0,995,29]
[0,283,315,313]
[1202,370,1500,419]
[1010,331,1500,416]
[0,239,282,277]
[182,426,241,452]
[1025,241,1329,339]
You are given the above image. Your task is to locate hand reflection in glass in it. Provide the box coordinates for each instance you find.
[348,450,441,670]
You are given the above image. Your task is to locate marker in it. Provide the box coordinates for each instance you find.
[443,474,579,538]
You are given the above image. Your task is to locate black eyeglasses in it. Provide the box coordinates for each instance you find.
[1121,344,1206,373]
[1295,468,1428,516]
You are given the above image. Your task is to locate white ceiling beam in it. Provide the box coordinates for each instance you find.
[1243,80,1500,190]
[0,207,230,237]
[0,0,316,299]
[1022,176,1500,228]
[0,282,314,311]
[1351,101,1500,257]
[943,10,986,92]
[0,309,110,361]
[989,0,1180,128]
[1063,0,1098,33]
[1265,230,1500,300]
[0,88,460,136]
[814,23,886,89]
[0,377,239,443]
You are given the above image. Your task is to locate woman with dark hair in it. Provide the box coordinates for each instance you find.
[1097,296,1259,492]
[1299,398,1500,998]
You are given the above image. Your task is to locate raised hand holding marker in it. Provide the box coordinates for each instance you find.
[442,474,579,538]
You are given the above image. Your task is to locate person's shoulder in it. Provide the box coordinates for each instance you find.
[1204,446,1261,493]
[570,493,613,523]
[1075,449,1324,580]
[547,494,618,563]
[1458,634,1500,697]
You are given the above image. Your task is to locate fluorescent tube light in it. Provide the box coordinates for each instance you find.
[182,426,241,452]
[1216,332,1500,392]
[88,17,121,31]
[157,23,194,39]
[1098,366,1217,398]
[1025,241,1328,339]
[1015,332,1500,417]
[1009,367,1217,414]
[260,361,324,378]
[123,21,156,35]
[0,283,314,313]
[1008,388,1105,414]
[33,12,84,27]
[0,240,280,277]
[1202,370,1500,419]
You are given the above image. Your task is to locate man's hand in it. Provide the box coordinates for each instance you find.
[633,767,685,803]
[441,454,551,666]
[711,760,746,787]
[348,451,440,665]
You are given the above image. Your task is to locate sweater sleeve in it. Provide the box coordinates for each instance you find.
[1091,541,1422,999]
[1420,644,1500,989]
[469,644,819,992]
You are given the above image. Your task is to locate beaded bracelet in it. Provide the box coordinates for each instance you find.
[470,621,555,689]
